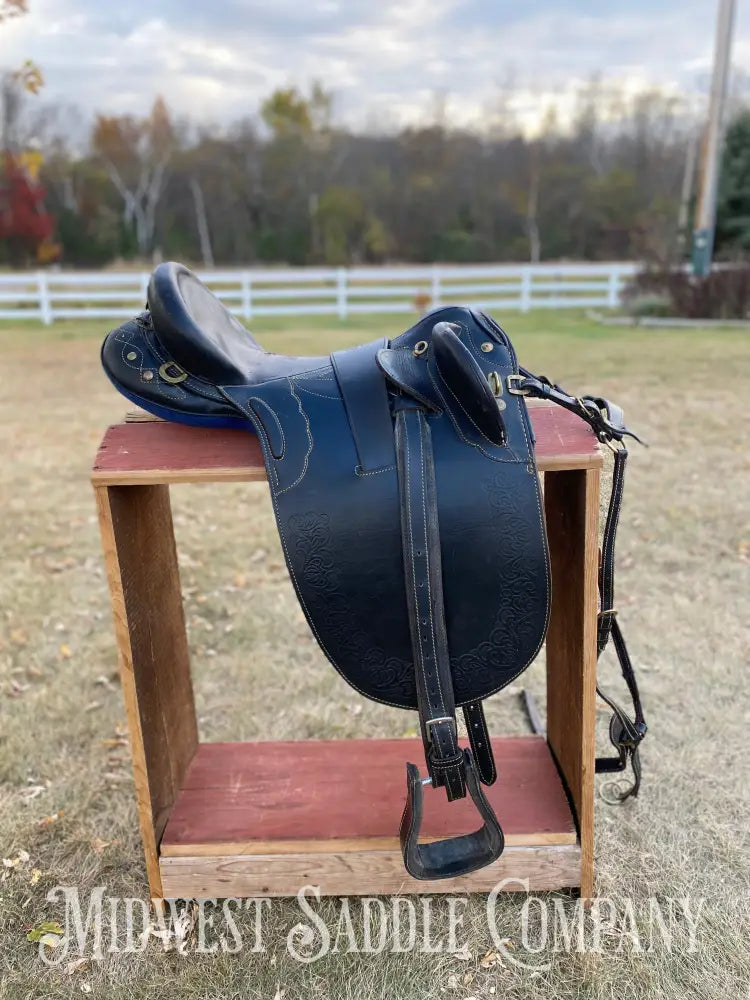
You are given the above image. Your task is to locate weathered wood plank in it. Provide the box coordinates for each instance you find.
[160,844,582,898]
[91,403,602,486]
[543,468,600,899]
[160,737,576,857]
[95,483,198,898]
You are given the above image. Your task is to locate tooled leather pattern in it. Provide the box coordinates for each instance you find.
[285,511,415,704]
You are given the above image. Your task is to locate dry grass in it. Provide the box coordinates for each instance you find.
[0,311,748,998]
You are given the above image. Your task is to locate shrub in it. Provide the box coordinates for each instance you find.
[626,266,750,320]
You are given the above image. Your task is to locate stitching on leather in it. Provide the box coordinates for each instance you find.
[507,390,551,677]
[416,412,461,781]
[467,704,496,784]
[415,412,448,721]
[433,350,505,448]
[112,323,228,403]
[427,364,518,464]
[294,384,341,399]
[402,413,435,720]
[354,464,396,477]
[476,705,496,783]
[246,396,285,461]
[275,379,313,495]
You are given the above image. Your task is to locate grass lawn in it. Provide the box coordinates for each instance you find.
[0,309,748,998]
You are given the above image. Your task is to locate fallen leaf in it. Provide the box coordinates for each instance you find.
[27,920,64,943]
[38,810,64,826]
[65,957,89,976]
[90,838,111,855]
[480,950,499,968]
[80,983,92,994]
[453,947,472,961]
[462,972,475,985]
[59,644,72,660]
[30,869,41,885]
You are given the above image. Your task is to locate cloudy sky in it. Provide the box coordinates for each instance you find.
[2,0,749,131]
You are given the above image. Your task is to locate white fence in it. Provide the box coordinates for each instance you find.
[0,262,638,324]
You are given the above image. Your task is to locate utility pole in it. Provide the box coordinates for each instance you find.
[692,0,736,276]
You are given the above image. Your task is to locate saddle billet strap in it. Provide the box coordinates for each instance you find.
[393,398,504,879]
[509,371,648,800]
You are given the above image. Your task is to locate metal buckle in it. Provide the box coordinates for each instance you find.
[598,607,618,619]
[425,716,455,733]
[506,374,529,395]
[158,361,189,384]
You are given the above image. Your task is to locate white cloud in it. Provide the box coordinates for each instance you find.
[1,0,748,131]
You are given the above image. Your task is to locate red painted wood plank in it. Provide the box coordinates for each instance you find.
[161,737,575,850]
[92,404,599,482]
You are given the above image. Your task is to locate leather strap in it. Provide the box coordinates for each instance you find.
[393,397,504,878]
[463,702,497,785]
[511,371,648,799]
[394,400,464,801]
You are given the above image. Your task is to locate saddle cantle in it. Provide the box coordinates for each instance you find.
[101,262,647,880]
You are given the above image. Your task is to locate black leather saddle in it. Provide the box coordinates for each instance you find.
[101,262,647,880]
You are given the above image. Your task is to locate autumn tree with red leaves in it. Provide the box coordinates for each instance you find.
[0,153,55,265]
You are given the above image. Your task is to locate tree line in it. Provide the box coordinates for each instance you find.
[1,72,749,270]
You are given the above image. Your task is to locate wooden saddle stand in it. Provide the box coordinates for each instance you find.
[93,403,610,901]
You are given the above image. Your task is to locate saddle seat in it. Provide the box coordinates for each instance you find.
[147,262,326,385]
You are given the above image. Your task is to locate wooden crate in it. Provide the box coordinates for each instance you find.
[92,404,601,899]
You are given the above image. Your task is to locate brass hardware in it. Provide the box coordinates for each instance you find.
[506,374,529,396]
[159,361,189,384]
[480,342,494,353]
[598,608,618,618]
[487,371,502,396]
[126,351,137,361]
[142,370,154,382]
[413,340,428,357]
